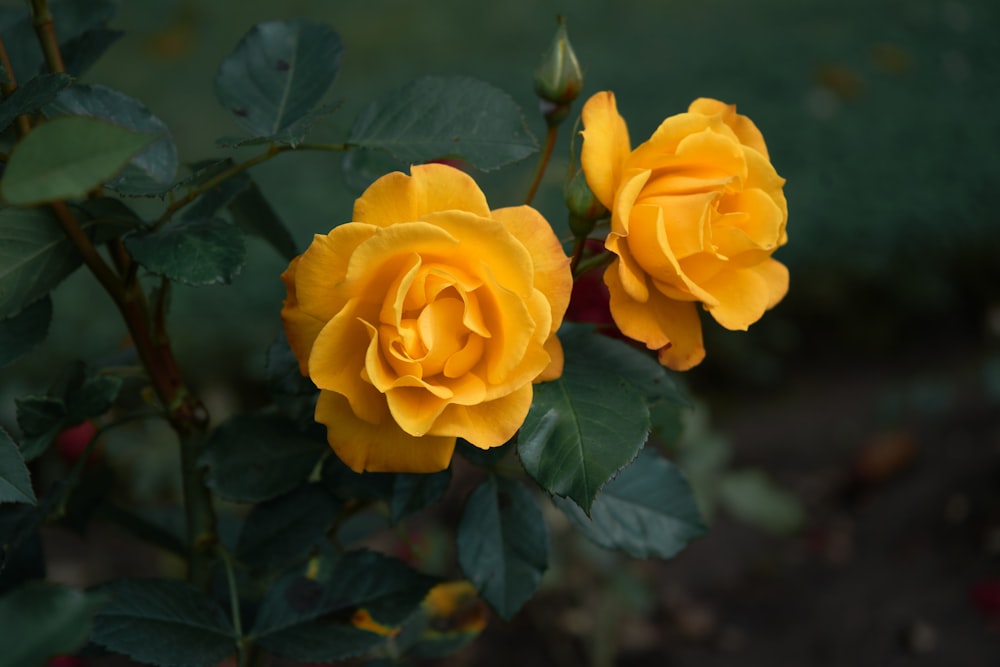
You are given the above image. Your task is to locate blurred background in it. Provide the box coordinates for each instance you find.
[3,0,1000,664]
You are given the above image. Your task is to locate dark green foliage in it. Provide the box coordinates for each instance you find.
[456,476,548,619]
[200,414,328,502]
[554,447,706,559]
[90,578,236,667]
[349,75,538,171]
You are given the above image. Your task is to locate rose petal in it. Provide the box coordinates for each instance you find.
[700,264,775,331]
[581,91,632,210]
[429,383,533,447]
[353,163,491,226]
[606,265,706,370]
[315,390,455,473]
[294,223,378,321]
[308,303,389,425]
[689,97,770,159]
[490,205,573,338]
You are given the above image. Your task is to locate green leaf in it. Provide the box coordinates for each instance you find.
[200,414,328,502]
[236,483,340,568]
[0,502,45,590]
[124,218,246,286]
[0,73,72,133]
[349,76,538,171]
[228,180,298,260]
[0,581,108,667]
[0,207,94,320]
[518,362,650,514]
[389,470,451,523]
[257,623,386,663]
[214,19,343,140]
[59,27,123,77]
[0,0,116,83]
[251,550,437,660]
[456,476,548,620]
[266,331,316,397]
[45,84,178,195]
[319,455,450,523]
[458,437,512,467]
[91,578,236,667]
[340,147,405,195]
[0,427,36,505]
[181,160,249,221]
[718,469,806,535]
[321,453,394,502]
[559,324,690,406]
[176,163,297,261]
[0,296,52,368]
[2,117,157,205]
[554,448,705,559]
[75,197,144,241]
[62,366,123,423]
[15,395,66,461]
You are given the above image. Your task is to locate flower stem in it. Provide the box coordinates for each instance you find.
[29,0,65,74]
[156,142,351,228]
[28,1,219,589]
[218,547,248,667]
[523,124,559,206]
[0,37,32,136]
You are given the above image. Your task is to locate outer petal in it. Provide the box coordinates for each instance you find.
[536,334,564,382]
[294,223,378,320]
[756,257,790,310]
[699,267,771,331]
[605,266,706,370]
[688,97,770,159]
[280,256,326,375]
[316,390,456,473]
[489,205,573,336]
[580,91,631,210]
[429,383,533,448]
[352,163,491,226]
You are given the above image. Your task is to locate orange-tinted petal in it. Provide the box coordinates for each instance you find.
[756,257,790,310]
[688,97,769,159]
[536,333,564,382]
[429,383,533,447]
[605,266,706,370]
[315,390,456,473]
[700,264,778,331]
[352,163,491,227]
[490,205,573,336]
[580,91,631,210]
[293,223,378,321]
[308,302,389,425]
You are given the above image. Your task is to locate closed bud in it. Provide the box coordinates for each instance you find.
[564,169,607,237]
[534,16,583,108]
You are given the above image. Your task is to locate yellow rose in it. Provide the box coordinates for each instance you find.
[580,93,789,370]
[281,164,572,473]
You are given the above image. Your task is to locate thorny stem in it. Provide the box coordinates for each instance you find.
[0,37,32,136]
[28,4,218,589]
[523,124,559,206]
[156,142,351,228]
[29,0,65,74]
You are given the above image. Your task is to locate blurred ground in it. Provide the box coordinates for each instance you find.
[436,328,1000,666]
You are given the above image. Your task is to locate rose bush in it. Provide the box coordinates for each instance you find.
[581,93,789,370]
[281,163,572,472]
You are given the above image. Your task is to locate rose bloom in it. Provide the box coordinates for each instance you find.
[281,164,571,473]
[581,93,789,370]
